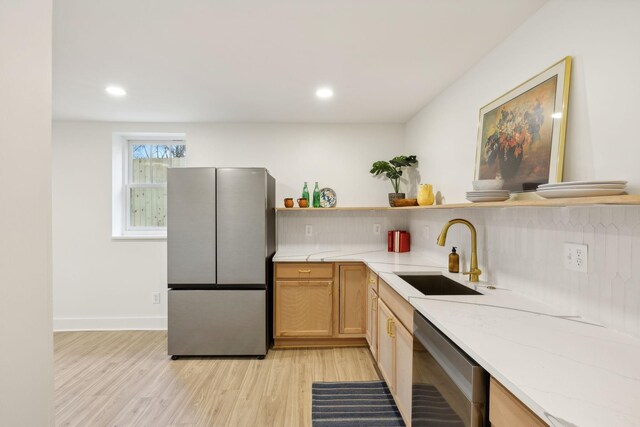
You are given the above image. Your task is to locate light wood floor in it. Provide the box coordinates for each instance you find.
[54,331,380,427]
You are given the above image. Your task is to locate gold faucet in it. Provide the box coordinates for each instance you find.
[436,218,482,282]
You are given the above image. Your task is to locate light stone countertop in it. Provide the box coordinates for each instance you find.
[273,247,640,427]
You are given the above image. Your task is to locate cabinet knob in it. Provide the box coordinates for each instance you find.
[389,318,395,338]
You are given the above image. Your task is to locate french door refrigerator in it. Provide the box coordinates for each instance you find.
[167,167,275,358]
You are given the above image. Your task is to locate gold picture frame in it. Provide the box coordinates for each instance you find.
[474,57,572,192]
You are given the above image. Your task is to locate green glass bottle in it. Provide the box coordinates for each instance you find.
[312,182,321,208]
[302,182,310,205]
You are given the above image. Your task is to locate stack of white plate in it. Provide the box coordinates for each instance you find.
[466,190,510,203]
[536,180,627,199]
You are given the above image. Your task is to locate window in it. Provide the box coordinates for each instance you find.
[112,133,186,238]
[126,141,186,231]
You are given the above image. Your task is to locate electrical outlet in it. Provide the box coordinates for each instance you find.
[373,224,381,235]
[152,292,161,304]
[564,243,588,273]
[423,225,430,240]
[305,224,313,236]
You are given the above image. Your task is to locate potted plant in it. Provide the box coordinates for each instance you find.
[370,155,418,206]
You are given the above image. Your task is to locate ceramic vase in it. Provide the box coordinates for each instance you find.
[417,184,434,206]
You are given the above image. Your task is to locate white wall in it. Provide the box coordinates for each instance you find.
[52,121,403,329]
[405,0,640,202]
[0,0,54,425]
[400,0,640,337]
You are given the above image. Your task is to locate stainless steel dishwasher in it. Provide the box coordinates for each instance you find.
[412,311,488,426]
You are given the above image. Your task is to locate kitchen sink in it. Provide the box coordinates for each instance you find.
[396,274,482,296]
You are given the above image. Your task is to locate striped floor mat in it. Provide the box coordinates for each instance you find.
[312,381,405,427]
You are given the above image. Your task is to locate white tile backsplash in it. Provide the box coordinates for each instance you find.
[277,210,408,252]
[407,206,640,337]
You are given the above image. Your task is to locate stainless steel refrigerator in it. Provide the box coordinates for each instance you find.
[167,167,275,358]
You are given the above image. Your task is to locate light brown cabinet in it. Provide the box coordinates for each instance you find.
[489,377,546,427]
[275,280,333,337]
[376,278,414,425]
[377,299,395,390]
[394,317,413,422]
[339,264,367,335]
[365,269,379,360]
[274,262,367,348]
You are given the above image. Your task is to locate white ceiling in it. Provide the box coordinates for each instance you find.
[53,0,547,123]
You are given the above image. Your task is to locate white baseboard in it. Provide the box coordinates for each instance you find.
[53,316,167,331]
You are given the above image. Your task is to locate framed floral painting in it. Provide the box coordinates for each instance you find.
[475,57,572,192]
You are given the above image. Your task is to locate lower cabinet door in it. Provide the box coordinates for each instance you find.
[394,318,413,425]
[366,286,378,361]
[377,299,395,393]
[490,377,546,427]
[339,264,367,334]
[275,281,333,337]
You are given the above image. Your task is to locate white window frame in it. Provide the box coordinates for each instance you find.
[112,132,186,239]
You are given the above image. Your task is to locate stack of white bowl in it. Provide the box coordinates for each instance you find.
[536,180,627,198]
[467,179,510,202]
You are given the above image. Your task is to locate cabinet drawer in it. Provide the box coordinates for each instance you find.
[275,263,334,280]
[489,377,546,427]
[378,278,414,332]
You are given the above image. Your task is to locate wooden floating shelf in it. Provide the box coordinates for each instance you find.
[275,194,640,212]
[277,206,395,212]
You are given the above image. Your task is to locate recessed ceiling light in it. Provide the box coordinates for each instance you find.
[315,87,334,99]
[105,86,127,97]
